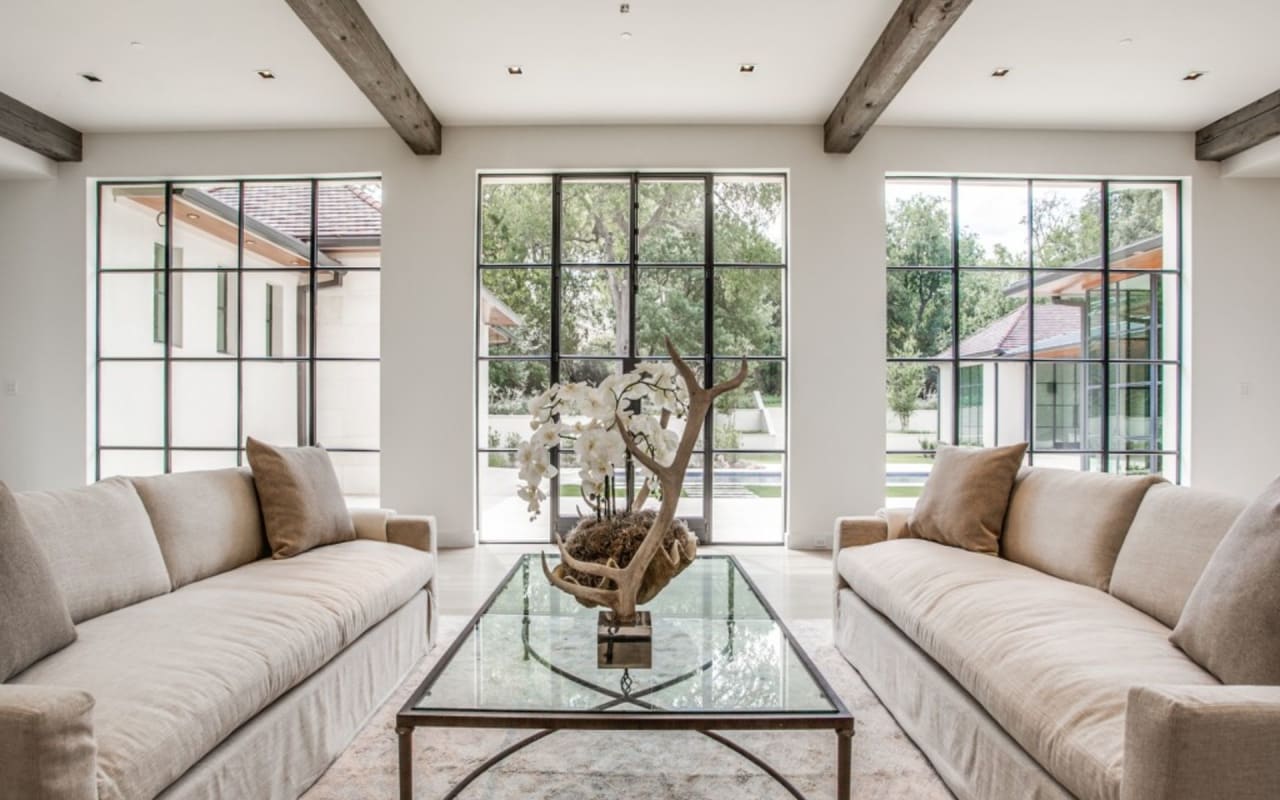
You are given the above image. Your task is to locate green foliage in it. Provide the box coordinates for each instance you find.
[887,363,926,430]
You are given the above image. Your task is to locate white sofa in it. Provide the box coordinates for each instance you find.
[834,468,1280,800]
[0,468,436,800]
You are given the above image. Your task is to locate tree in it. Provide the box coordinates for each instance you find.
[887,363,926,431]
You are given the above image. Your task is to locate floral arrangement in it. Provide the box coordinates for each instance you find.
[516,361,691,521]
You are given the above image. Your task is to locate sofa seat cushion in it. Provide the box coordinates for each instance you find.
[838,539,1218,800]
[11,539,433,800]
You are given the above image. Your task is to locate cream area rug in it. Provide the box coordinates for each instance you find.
[304,617,951,800]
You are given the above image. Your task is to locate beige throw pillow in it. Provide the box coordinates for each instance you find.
[0,482,77,680]
[908,443,1028,555]
[1171,475,1280,684]
[246,438,356,558]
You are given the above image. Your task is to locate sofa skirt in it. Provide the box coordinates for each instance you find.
[835,588,1073,800]
[156,589,430,800]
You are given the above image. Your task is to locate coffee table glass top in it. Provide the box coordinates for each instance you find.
[410,554,839,716]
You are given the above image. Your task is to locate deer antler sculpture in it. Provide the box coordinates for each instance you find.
[540,338,748,623]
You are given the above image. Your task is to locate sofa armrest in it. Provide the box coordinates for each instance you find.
[350,507,392,541]
[833,509,913,591]
[1121,684,1280,800]
[386,514,437,557]
[0,685,97,800]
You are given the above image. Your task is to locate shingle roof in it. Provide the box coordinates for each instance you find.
[938,302,1082,358]
[205,182,382,242]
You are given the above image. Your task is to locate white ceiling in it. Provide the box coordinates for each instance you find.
[0,0,1277,135]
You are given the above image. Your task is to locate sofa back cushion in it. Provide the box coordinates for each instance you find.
[131,468,268,589]
[1001,468,1165,591]
[16,477,171,623]
[1109,483,1248,628]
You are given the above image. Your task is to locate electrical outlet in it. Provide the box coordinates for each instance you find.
[2,378,15,397]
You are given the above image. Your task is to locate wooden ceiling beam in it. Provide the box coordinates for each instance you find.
[1195,89,1280,161]
[284,0,442,155]
[823,0,972,154]
[0,90,82,162]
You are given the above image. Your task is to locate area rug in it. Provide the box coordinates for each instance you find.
[303,617,951,799]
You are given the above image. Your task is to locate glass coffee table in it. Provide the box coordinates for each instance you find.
[397,554,853,799]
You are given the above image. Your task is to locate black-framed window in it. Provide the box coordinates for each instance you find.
[885,177,1182,506]
[95,178,383,499]
[476,173,787,545]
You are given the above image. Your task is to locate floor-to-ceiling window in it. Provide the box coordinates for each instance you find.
[95,178,382,502]
[476,173,787,544]
[885,177,1182,507]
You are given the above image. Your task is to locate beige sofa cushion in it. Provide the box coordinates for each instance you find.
[12,539,433,800]
[839,539,1217,800]
[131,468,267,588]
[1110,483,1248,628]
[0,483,77,681]
[907,443,1026,555]
[1172,476,1280,685]
[247,438,355,558]
[16,477,171,623]
[1002,468,1165,590]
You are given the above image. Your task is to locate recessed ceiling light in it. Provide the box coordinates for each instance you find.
[620,31,633,40]
[79,73,102,83]
[507,65,524,76]
[620,3,630,13]
[1183,70,1207,81]
[991,67,1010,77]
[129,41,144,49]
[256,69,276,80]
[185,213,199,221]
[1118,37,1134,45]
[739,64,756,74]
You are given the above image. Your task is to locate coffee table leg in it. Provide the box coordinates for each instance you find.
[397,726,413,800]
[836,726,853,799]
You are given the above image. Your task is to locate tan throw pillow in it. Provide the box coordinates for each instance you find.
[1171,475,1280,684]
[246,438,356,558]
[908,443,1028,555]
[0,482,77,680]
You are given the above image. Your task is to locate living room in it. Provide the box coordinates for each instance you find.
[1,1,1278,798]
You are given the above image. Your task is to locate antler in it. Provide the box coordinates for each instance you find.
[542,337,748,621]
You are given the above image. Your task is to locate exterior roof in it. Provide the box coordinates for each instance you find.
[205,183,382,243]
[940,302,1082,358]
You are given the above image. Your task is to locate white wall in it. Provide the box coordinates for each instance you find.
[0,125,1278,549]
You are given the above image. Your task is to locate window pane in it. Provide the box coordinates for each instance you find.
[171,361,237,447]
[170,271,238,358]
[713,176,784,264]
[240,271,309,358]
[561,267,629,357]
[318,180,382,267]
[638,179,705,263]
[1110,363,1176,452]
[1109,453,1177,481]
[171,183,241,270]
[886,362,945,451]
[1109,272,1176,361]
[957,180,1029,266]
[330,451,379,500]
[1033,362,1104,452]
[479,269,550,357]
[99,449,165,479]
[714,268,782,356]
[1109,184,1172,269]
[99,272,165,357]
[99,361,164,446]
[1029,272,1094,359]
[479,359,549,448]
[887,269,951,358]
[561,179,629,264]
[1031,181,1102,269]
[480,177,552,265]
[242,361,308,447]
[478,453,549,542]
[242,182,312,268]
[316,270,379,358]
[315,362,379,450]
[99,184,167,269]
[885,179,951,267]
[171,450,238,473]
[561,359,623,386]
[636,267,704,357]
[958,270,1029,358]
[714,360,784,450]
[712,453,783,543]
